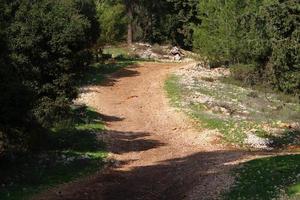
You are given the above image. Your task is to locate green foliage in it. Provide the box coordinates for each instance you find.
[0,0,34,153]
[96,0,127,43]
[96,0,200,48]
[132,0,200,48]
[193,0,237,62]
[0,0,99,153]
[8,0,92,127]
[263,0,300,95]
[0,107,106,200]
[164,75,182,107]
[230,64,259,86]
[75,0,100,44]
[193,0,300,96]
[225,155,300,199]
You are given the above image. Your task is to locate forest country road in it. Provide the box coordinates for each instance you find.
[36,62,250,200]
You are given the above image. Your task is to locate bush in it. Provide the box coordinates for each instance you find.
[193,0,300,97]
[0,0,100,153]
[0,0,34,153]
[8,0,93,127]
[263,0,300,95]
[96,1,127,44]
[75,0,100,45]
[152,43,165,55]
[230,64,259,86]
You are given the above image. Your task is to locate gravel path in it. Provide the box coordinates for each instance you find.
[35,62,252,200]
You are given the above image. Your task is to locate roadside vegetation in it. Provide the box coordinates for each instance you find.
[193,0,299,98]
[0,106,107,200]
[166,69,300,149]
[0,0,299,199]
[224,155,300,200]
[0,49,138,199]
[165,64,299,199]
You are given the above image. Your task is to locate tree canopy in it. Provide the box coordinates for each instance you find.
[193,0,300,96]
[1,0,98,152]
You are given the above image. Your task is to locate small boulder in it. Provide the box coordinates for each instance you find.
[174,54,181,61]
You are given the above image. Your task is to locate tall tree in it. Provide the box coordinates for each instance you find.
[0,0,34,152]
[124,0,134,45]
[96,0,127,43]
[193,0,299,96]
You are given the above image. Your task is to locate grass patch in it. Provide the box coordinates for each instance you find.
[222,75,299,104]
[190,110,245,144]
[103,46,132,58]
[219,75,300,123]
[165,70,300,200]
[165,69,300,149]
[224,155,300,200]
[189,106,261,146]
[164,75,183,107]
[0,107,107,200]
[165,76,266,147]
[288,183,300,197]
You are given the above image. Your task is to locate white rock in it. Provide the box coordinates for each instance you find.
[245,133,271,150]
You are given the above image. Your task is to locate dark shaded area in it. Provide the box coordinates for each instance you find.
[98,113,124,123]
[268,130,300,149]
[0,107,106,200]
[44,107,106,152]
[72,105,104,123]
[0,105,166,200]
[79,59,139,87]
[53,147,300,200]
[104,131,165,155]
[225,154,300,200]
[0,150,105,200]
[101,151,247,200]
[100,66,141,87]
[47,130,104,153]
[57,150,255,200]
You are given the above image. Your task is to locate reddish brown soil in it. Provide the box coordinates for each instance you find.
[35,62,252,200]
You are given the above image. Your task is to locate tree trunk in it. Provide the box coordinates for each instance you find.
[127,4,133,45]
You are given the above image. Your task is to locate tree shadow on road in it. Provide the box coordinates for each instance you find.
[79,60,140,87]
[98,150,300,200]
[100,65,141,87]
[56,149,258,200]
[103,130,165,155]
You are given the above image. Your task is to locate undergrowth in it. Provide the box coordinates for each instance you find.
[0,107,107,200]
[165,73,300,200]
[164,75,266,146]
[224,155,300,200]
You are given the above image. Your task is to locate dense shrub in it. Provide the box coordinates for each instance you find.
[0,0,99,153]
[230,64,259,86]
[95,0,200,48]
[75,0,100,45]
[263,0,300,95]
[96,0,127,44]
[8,0,93,127]
[134,0,200,48]
[0,0,34,153]
[193,0,300,96]
[193,0,237,62]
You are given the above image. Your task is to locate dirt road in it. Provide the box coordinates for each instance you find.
[38,62,250,200]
